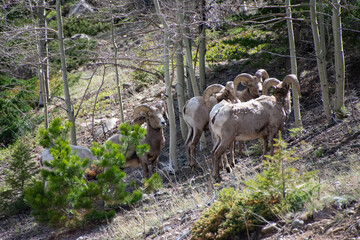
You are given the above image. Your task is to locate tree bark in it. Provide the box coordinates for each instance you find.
[56,0,77,145]
[332,0,345,116]
[176,0,188,141]
[286,0,302,128]
[112,17,125,123]
[153,0,178,171]
[310,0,332,123]
[198,0,206,94]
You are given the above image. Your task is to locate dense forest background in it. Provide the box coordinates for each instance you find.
[0,0,360,239]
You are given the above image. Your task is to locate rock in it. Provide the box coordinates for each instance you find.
[69,0,94,17]
[261,222,279,236]
[291,219,304,229]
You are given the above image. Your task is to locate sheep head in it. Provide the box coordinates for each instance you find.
[203,84,224,109]
[234,72,263,99]
[203,82,238,109]
[133,102,167,130]
[263,74,300,97]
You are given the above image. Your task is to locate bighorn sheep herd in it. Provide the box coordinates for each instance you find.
[39,70,301,183]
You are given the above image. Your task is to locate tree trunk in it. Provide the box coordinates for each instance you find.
[56,0,77,145]
[112,17,125,123]
[332,0,346,117]
[176,0,188,141]
[198,0,206,94]
[153,0,178,171]
[286,0,302,128]
[310,0,332,123]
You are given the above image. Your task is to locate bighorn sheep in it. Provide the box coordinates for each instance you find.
[39,145,98,188]
[230,69,269,157]
[209,74,301,181]
[182,82,238,168]
[106,101,167,178]
[206,70,269,171]
[39,145,97,169]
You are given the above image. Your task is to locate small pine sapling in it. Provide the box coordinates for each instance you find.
[1,140,37,215]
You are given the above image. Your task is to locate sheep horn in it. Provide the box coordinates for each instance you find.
[203,84,225,108]
[263,78,281,95]
[225,81,239,103]
[155,100,168,118]
[233,73,254,91]
[254,69,269,82]
[281,74,301,95]
[133,104,153,119]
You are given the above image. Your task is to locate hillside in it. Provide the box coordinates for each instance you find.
[1,1,360,239]
[1,54,360,239]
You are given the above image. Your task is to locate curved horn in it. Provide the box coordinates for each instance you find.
[281,74,301,95]
[203,84,225,108]
[225,81,239,103]
[133,104,152,119]
[263,78,281,95]
[255,69,269,82]
[233,73,254,91]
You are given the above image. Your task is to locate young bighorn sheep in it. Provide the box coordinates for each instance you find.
[209,74,301,181]
[106,101,167,178]
[182,82,238,168]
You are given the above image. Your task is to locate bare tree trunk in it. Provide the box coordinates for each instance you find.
[37,0,48,128]
[332,0,346,117]
[176,0,188,141]
[154,0,178,171]
[198,0,206,94]
[112,17,125,123]
[310,0,332,123]
[286,0,302,128]
[56,0,77,145]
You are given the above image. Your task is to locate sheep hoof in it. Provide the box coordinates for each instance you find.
[225,166,232,173]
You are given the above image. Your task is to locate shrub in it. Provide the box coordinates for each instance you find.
[0,75,39,146]
[191,134,318,239]
[24,118,147,228]
[0,139,38,215]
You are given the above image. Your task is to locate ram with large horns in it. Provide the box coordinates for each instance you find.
[106,101,167,178]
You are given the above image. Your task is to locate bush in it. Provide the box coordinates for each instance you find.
[191,134,318,239]
[24,118,147,228]
[0,75,39,146]
[0,139,38,216]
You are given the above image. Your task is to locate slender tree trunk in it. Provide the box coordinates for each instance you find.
[286,0,302,128]
[310,0,332,123]
[332,0,346,116]
[176,0,188,141]
[153,0,178,171]
[56,0,77,145]
[198,0,206,94]
[37,0,48,128]
[112,17,125,123]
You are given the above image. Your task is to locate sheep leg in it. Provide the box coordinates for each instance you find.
[228,141,235,168]
[212,139,232,182]
[221,153,232,173]
[262,136,269,159]
[149,155,159,175]
[185,127,193,165]
[189,129,202,169]
[141,156,150,179]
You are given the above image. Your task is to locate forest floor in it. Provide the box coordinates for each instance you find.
[1,57,360,240]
